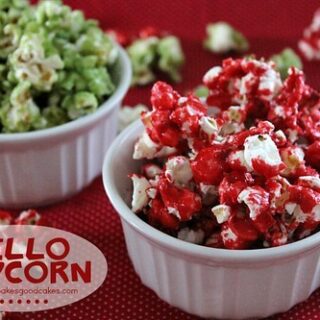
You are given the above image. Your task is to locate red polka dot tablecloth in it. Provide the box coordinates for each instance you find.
[5,0,320,319]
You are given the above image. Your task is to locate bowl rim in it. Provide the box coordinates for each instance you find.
[103,120,320,264]
[0,45,132,143]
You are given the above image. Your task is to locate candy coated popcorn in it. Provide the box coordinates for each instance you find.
[204,22,249,54]
[116,27,184,86]
[0,0,117,133]
[130,57,320,249]
[0,210,13,225]
[0,209,46,226]
[270,48,302,80]
[299,9,320,60]
[118,104,149,132]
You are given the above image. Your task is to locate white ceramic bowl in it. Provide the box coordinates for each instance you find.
[0,46,131,209]
[103,120,320,320]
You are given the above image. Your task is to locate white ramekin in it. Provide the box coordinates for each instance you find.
[0,46,131,209]
[103,120,320,320]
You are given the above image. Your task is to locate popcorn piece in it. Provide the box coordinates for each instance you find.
[149,197,179,230]
[193,85,210,98]
[63,92,98,120]
[15,209,41,225]
[165,156,193,187]
[10,34,64,91]
[264,222,288,247]
[266,176,290,212]
[127,37,158,86]
[258,68,282,101]
[238,186,274,232]
[204,22,249,54]
[191,146,224,185]
[126,30,185,86]
[1,81,45,133]
[157,36,185,82]
[199,183,218,205]
[146,187,157,199]
[130,175,151,213]
[298,176,320,192]
[205,58,283,111]
[221,215,259,249]
[203,66,222,84]
[142,164,162,179]
[133,131,176,160]
[306,141,320,170]
[299,9,320,60]
[118,104,148,132]
[199,116,218,138]
[177,227,205,244]
[0,210,13,225]
[219,173,250,206]
[158,177,202,221]
[270,48,303,79]
[244,134,285,177]
[211,204,231,224]
[280,146,305,176]
[227,150,252,172]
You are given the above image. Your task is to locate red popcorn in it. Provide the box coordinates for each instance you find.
[0,210,13,225]
[191,146,225,185]
[15,209,46,226]
[148,110,180,147]
[151,81,178,110]
[149,197,179,230]
[264,222,288,247]
[237,186,275,233]
[219,173,251,205]
[299,9,320,60]
[170,95,207,136]
[305,141,320,170]
[0,209,49,228]
[130,57,320,249]
[222,215,259,249]
[158,176,202,221]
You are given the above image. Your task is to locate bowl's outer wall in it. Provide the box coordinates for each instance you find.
[122,217,320,319]
[103,121,320,319]
[0,47,131,208]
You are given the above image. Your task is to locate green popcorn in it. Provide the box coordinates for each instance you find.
[43,105,68,128]
[0,82,45,132]
[0,64,8,81]
[35,0,68,26]
[157,36,184,82]
[10,34,64,92]
[127,37,158,86]
[0,23,21,58]
[270,48,303,79]
[204,22,249,54]
[75,55,99,69]
[76,28,118,66]
[81,67,115,99]
[0,0,28,10]
[63,92,98,120]
[0,0,118,133]
[193,85,209,98]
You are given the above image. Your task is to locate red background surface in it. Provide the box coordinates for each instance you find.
[5,1,320,319]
